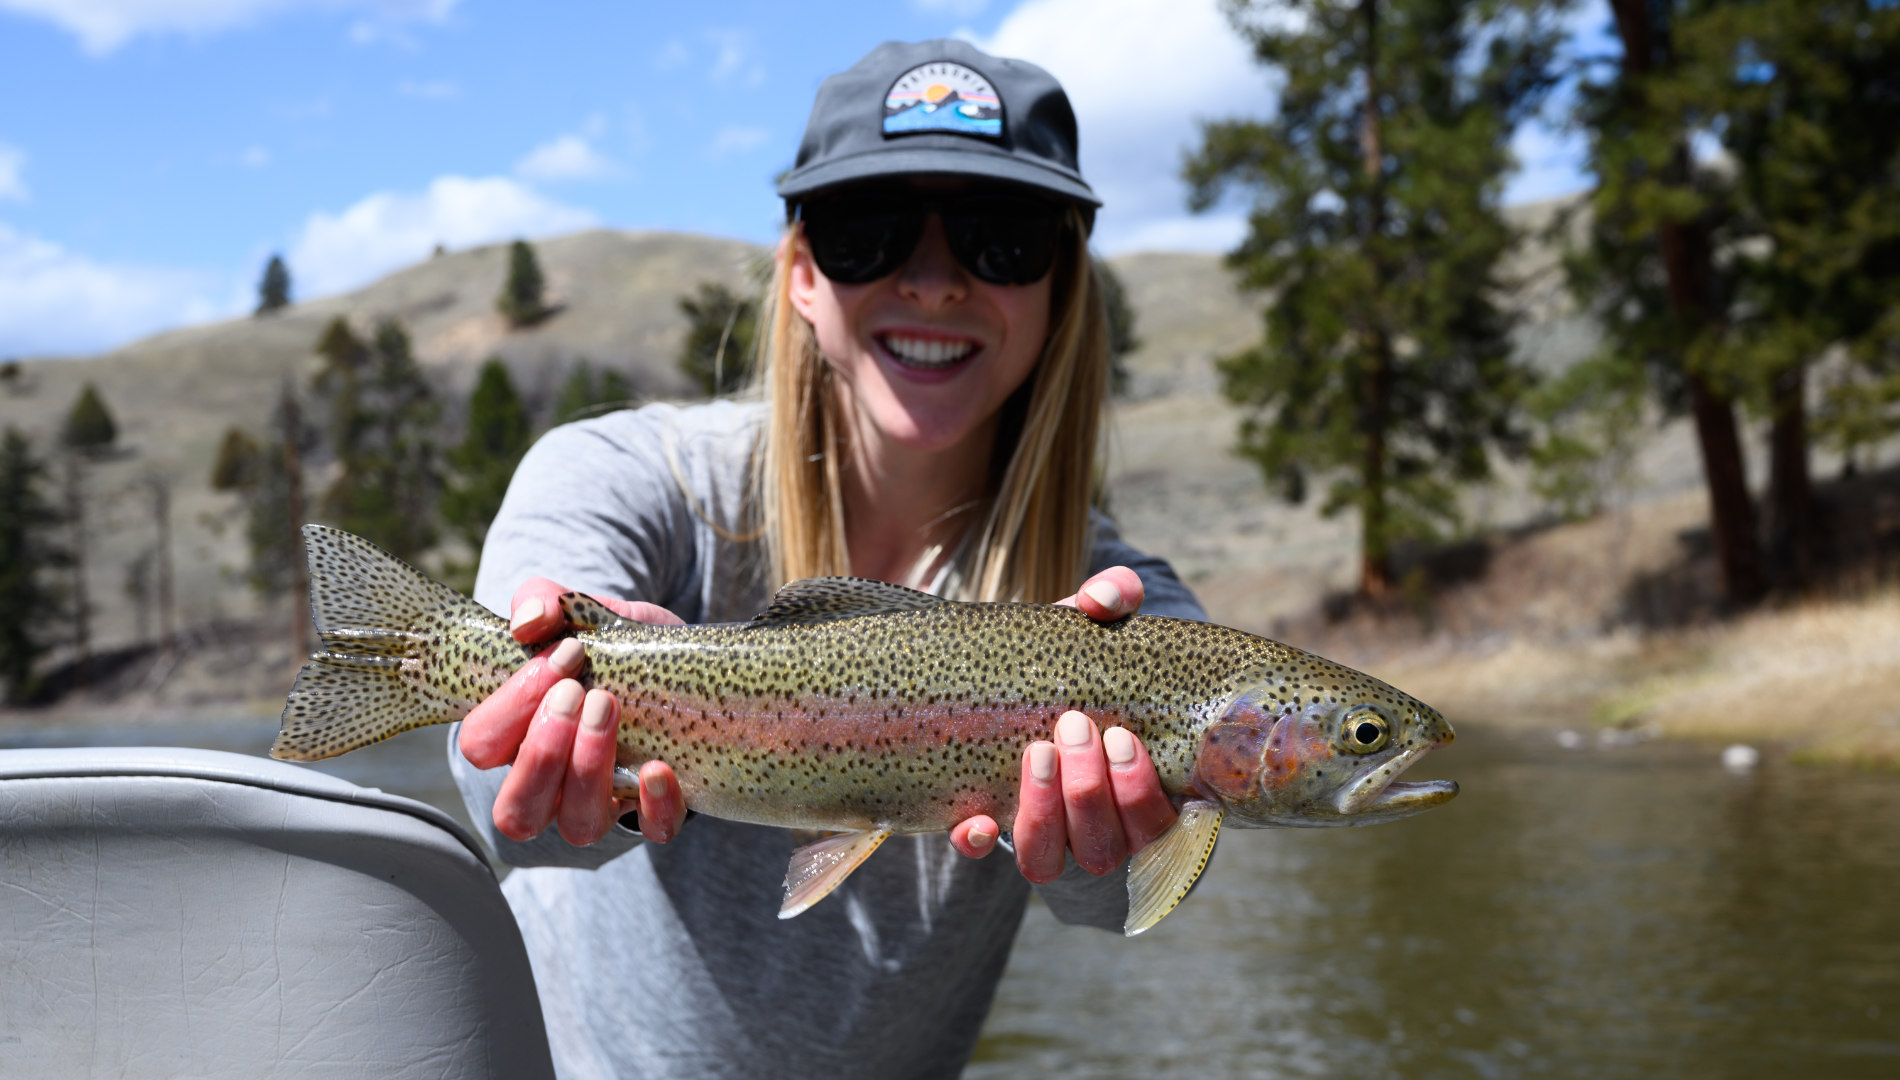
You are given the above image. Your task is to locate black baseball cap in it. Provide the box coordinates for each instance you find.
[777,39,1099,211]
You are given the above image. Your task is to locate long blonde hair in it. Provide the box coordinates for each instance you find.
[752,205,1108,603]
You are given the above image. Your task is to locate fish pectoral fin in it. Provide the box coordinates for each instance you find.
[558,592,637,631]
[780,828,894,919]
[1124,799,1224,938]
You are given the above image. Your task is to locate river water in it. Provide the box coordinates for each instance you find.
[6,717,1897,1077]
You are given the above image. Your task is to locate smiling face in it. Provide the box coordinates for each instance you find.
[787,179,1055,457]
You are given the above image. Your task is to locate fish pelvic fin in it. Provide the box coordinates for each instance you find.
[271,525,501,762]
[779,828,894,919]
[1124,799,1224,937]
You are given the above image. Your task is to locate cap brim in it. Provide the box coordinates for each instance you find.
[778,144,1100,207]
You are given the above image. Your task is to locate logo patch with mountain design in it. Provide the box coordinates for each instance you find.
[883,61,1003,140]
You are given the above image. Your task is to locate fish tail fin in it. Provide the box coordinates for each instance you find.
[271,525,502,762]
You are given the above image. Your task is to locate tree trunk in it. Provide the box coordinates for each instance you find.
[1765,364,1814,585]
[1357,0,1392,599]
[1610,0,1764,604]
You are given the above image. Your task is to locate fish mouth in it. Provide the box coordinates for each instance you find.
[1334,744,1458,817]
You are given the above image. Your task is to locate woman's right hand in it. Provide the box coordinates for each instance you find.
[457,577,691,847]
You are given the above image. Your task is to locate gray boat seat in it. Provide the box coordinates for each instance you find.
[0,746,554,1079]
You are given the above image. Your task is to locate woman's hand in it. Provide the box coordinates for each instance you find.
[457,578,691,847]
[947,566,1180,881]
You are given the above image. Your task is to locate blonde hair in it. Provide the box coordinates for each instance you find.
[752,205,1107,603]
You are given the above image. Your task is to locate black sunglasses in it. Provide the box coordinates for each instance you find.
[796,188,1069,287]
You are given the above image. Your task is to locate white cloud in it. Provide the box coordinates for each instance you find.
[0,144,28,203]
[0,222,226,356]
[238,144,271,169]
[287,175,594,297]
[704,29,764,87]
[397,78,460,101]
[707,125,770,159]
[0,0,459,56]
[971,0,1265,254]
[515,134,619,181]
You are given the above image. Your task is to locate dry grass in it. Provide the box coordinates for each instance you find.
[1379,588,1900,770]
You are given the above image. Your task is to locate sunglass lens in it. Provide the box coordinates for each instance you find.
[803,199,921,285]
[945,199,1063,286]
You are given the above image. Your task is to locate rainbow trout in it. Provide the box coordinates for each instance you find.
[273,526,1457,935]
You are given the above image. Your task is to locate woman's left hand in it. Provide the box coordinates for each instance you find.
[947,566,1180,880]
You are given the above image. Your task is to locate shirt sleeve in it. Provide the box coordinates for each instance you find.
[449,408,699,870]
[1032,510,1207,930]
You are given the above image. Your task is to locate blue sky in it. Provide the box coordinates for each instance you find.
[0,0,1600,358]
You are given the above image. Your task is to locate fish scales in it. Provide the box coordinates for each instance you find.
[274,525,1458,934]
[568,605,1301,833]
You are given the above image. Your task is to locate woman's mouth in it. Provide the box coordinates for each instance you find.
[875,332,981,372]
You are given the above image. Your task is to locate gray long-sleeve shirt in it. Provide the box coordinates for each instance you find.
[449,401,1206,1080]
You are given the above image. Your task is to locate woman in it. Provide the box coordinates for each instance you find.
[450,39,1208,1079]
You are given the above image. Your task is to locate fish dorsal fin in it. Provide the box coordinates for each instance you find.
[749,576,946,627]
[780,828,893,918]
[558,592,637,631]
[1124,799,1224,937]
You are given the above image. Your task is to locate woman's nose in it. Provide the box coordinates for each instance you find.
[894,213,969,308]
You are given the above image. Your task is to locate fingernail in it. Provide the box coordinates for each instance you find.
[968,825,994,849]
[546,679,582,717]
[643,770,669,799]
[1029,743,1057,782]
[1083,579,1123,612]
[581,689,614,732]
[510,597,545,633]
[1057,711,1093,747]
[1104,726,1137,767]
[550,637,584,675]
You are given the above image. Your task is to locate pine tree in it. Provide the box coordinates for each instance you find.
[0,428,67,701]
[496,239,550,327]
[256,254,291,315]
[1571,0,1764,603]
[1662,0,1900,582]
[312,318,439,561]
[442,357,532,556]
[677,282,758,397]
[62,382,117,453]
[1186,0,1559,596]
[554,359,637,425]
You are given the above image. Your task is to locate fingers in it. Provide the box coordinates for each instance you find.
[1014,740,1068,883]
[556,690,621,845]
[459,637,586,769]
[494,678,585,841]
[1103,726,1178,854]
[508,578,573,642]
[1054,710,1127,876]
[950,815,1000,859]
[636,761,688,843]
[1057,565,1145,622]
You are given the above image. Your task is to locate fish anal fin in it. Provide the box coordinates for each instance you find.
[559,592,637,631]
[780,828,893,919]
[1124,800,1223,937]
[751,577,945,627]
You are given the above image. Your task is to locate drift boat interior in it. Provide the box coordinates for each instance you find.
[0,746,555,1078]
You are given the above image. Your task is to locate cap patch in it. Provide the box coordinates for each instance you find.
[884,61,1002,140]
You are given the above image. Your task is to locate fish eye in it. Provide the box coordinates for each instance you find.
[1341,710,1390,753]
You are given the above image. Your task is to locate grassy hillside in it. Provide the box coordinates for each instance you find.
[7,205,1895,767]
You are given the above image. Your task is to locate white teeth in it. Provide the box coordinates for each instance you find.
[881,334,977,368]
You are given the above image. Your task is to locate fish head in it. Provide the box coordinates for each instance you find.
[1189,663,1458,828]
